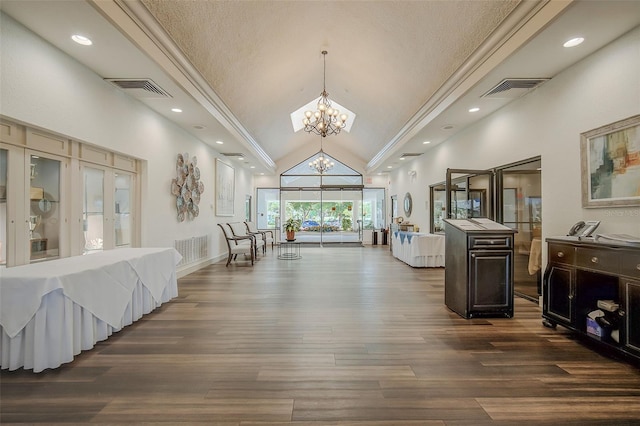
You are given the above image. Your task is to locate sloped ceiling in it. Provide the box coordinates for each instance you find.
[140,0,520,163]
[2,0,638,176]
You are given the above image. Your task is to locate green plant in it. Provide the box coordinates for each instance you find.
[284,218,301,232]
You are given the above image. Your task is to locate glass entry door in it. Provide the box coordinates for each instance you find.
[280,187,363,245]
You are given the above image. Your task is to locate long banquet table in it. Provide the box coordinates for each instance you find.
[0,248,181,372]
[392,231,445,267]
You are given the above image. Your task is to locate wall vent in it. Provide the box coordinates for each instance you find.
[105,78,172,99]
[174,235,208,267]
[481,78,550,99]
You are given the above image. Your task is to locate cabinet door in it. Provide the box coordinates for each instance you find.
[544,264,574,326]
[468,250,512,313]
[624,279,640,356]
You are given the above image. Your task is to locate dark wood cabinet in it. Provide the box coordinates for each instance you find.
[623,279,640,357]
[444,219,516,318]
[542,236,640,363]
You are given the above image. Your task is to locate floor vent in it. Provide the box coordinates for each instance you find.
[174,235,208,267]
[481,78,550,99]
[105,78,172,99]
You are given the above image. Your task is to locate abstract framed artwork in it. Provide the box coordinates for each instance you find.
[215,158,235,216]
[581,114,640,208]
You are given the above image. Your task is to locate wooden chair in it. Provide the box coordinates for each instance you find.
[229,222,265,256]
[245,221,274,253]
[217,223,254,266]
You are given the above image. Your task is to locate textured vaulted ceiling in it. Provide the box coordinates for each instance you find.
[140,0,519,164]
[3,1,638,175]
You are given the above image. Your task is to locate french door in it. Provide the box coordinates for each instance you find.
[82,163,135,254]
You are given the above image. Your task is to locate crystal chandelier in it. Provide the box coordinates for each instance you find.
[309,136,335,174]
[303,51,348,137]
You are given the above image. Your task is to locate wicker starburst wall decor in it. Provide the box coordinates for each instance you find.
[170,153,204,222]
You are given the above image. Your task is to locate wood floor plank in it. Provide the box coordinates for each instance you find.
[2,246,640,424]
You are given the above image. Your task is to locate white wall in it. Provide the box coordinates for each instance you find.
[0,13,254,266]
[389,26,640,245]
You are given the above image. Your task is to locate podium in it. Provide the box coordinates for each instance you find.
[443,218,516,318]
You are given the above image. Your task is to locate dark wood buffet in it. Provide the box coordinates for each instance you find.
[542,236,640,362]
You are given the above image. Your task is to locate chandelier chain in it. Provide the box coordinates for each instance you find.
[302,50,348,138]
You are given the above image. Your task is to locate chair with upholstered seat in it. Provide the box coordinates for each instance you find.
[217,223,255,266]
[228,222,265,257]
[245,221,274,253]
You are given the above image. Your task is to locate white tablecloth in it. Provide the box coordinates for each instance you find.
[0,248,181,372]
[392,231,445,267]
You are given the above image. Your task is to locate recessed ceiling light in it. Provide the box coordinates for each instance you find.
[563,37,584,48]
[216,141,224,145]
[171,108,182,113]
[250,166,255,169]
[260,173,265,175]
[468,107,480,113]
[238,157,244,161]
[387,166,393,169]
[400,157,405,160]
[71,34,92,46]
[423,141,431,145]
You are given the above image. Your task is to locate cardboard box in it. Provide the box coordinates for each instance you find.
[586,317,610,341]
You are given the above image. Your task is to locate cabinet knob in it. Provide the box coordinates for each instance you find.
[557,252,564,258]
[591,257,599,264]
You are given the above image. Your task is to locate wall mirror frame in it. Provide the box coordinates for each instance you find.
[403,192,412,217]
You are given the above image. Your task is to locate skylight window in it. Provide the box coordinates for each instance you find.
[290,97,356,133]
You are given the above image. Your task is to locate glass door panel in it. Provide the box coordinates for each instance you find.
[83,166,104,254]
[281,189,321,243]
[363,188,385,232]
[256,188,280,235]
[114,172,132,248]
[0,148,7,265]
[321,189,362,244]
[28,154,61,261]
[499,159,542,301]
[445,169,495,221]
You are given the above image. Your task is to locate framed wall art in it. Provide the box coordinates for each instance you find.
[216,158,235,216]
[581,114,640,208]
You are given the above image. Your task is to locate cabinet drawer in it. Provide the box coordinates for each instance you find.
[549,244,574,265]
[468,235,512,249]
[621,252,640,279]
[576,247,620,273]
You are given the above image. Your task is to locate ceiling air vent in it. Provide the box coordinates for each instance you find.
[105,78,172,99]
[481,78,550,99]
[400,153,423,157]
[223,153,245,157]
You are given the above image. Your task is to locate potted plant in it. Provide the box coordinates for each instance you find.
[284,218,301,241]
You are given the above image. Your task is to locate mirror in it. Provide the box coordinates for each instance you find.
[403,192,412,217]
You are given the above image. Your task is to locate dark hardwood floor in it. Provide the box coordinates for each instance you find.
[2,245,640,424]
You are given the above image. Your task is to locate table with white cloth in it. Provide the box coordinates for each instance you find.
[0,248,181,372]
[392,231,445,267]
